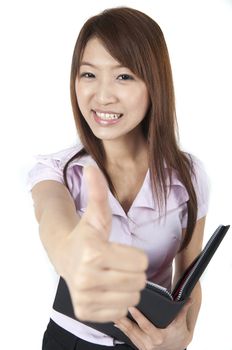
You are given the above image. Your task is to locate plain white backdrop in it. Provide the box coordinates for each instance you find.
[0,0,231,349]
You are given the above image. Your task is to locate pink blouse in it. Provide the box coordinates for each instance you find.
[27,143,210,346]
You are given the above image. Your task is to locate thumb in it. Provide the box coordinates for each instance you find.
[175,298,193,324]
[82,165,112,238]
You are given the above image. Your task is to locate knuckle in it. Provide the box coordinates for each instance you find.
[131,292,141,306]
[121,274,132,287]
[118,307,127,318]
[138,273,146,289]
[153,334,164,346]
[74,292,88,308]
[83,243,107,266]
[140,253,149,271]
[144,342,154,350]
[74,306,88,321]
[140,320,151,333]
[126,322,134,332]
[116,308,128,320]
[82,245,99,264]
[74,273,91,290]
[148,343,157,350]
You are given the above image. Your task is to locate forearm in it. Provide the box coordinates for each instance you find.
[186,282,202,336]
[40,198,79,267]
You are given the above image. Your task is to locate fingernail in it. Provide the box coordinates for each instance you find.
[114,324,120,329]
[128,307,134,313]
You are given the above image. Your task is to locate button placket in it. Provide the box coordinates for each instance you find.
[127,214,136,235]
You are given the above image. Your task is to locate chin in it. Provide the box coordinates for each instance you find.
[90,129,122,140]
[95,134,119,141]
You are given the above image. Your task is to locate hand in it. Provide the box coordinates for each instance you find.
[114,299,193,350]
[57,165,148,323]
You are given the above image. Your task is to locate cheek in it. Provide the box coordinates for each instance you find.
[139,88,150,116]
[75,82,91,107]
[125,88,149,116]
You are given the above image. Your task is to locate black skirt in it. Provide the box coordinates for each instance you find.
[42,319,133,349]
[42,318,187,350]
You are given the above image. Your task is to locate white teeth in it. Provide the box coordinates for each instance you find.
[95,111,121,120]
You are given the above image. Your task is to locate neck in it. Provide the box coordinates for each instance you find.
[103,134,148,170]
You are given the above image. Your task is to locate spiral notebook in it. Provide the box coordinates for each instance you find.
[53,224,230,349]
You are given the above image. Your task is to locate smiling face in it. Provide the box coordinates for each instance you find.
[75,37,150,143]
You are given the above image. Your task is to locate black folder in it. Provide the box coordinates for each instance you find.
[53,225,230,349]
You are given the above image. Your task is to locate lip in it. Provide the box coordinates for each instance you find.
[92,109,123,116]
[92,110,123,126]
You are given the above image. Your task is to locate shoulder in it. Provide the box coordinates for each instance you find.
[32,142,98,170]
[187,153,210,193]
[168,152,210,211]
[167,153,209,192]
[27,143,96,191]
[184,153,210,222]
[34,143,85,170]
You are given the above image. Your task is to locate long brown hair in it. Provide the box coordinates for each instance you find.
[63,7,197,250]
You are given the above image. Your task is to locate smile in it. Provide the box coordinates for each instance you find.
[93,110,123,120]
[92,110,123,126]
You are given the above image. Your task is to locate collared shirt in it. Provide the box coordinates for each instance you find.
[27,143,210,346]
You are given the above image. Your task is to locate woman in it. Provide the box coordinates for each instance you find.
[28,6,209,350]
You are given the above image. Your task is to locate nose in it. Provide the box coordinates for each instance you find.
[94,79,117,105]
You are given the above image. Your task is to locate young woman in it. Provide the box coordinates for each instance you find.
[28,6,209,350]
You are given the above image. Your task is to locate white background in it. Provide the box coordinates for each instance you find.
[0,0,231,349]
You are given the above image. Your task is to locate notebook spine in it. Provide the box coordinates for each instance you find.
[175,225,227,301]
[146,281,173,300]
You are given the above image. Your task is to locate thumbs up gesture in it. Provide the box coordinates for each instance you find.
[60,165,148,323]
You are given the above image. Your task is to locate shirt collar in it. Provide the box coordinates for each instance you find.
[61,146,187,216]
[59,145,97,169]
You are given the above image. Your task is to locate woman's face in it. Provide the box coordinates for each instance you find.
[75,37,150,142]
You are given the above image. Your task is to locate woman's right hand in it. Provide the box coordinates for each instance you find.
[57,165,148,323]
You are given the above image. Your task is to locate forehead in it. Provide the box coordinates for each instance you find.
[81,37,123,69]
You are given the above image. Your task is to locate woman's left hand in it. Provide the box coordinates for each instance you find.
[114,299,193,350]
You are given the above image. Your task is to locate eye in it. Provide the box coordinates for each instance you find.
[79,72,95,78]
[117,74,134,81]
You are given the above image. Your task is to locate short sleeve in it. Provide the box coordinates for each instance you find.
[27,154,64,191]
[27,145,86,211]
[181,155,210,228]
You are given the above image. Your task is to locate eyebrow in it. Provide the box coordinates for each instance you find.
[80,61,125,69]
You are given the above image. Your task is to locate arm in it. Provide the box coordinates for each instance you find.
[31,167,148,323]
[31,179,80,276]
[173,216,206,336]
[114,217,207,350]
